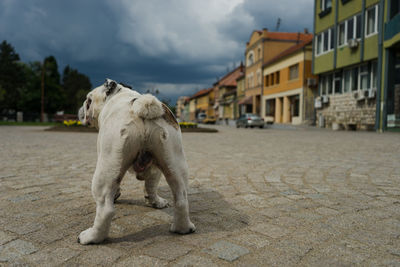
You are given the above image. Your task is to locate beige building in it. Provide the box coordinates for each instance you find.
[244,29,313,115]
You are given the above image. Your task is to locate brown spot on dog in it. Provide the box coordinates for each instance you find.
[162,103,179,130]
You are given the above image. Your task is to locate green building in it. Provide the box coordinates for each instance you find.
[313,0,400,131]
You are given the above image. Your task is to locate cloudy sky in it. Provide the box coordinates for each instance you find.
[0,0,313,103]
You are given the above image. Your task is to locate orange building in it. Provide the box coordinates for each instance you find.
[244,29,313,115]
[261,37,318,125]
[189,88,214,122]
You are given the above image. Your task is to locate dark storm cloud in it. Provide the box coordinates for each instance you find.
[0,0,313,102]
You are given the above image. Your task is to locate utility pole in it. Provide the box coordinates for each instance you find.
[40,59,45,122]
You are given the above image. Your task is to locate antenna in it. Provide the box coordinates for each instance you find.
[275,18,281,31]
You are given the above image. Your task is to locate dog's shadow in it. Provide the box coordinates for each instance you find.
[107,185,249,244]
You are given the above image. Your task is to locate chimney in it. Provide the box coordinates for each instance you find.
[263,28,268,34]
[240,61,244,72]
[304,28,309,34]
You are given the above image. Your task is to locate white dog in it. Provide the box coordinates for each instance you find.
[77,79,195,244]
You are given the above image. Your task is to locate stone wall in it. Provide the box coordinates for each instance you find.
[316,92,376,130]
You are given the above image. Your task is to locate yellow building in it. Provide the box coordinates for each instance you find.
[262,37,318,125]
[189,88,214,122]
[245,29,313,115]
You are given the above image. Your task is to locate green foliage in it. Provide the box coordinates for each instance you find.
[0,40,26,110]
[0,40,92,118]
[62,65,92,113]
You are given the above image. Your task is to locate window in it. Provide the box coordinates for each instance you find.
[347,18,354,42]
[247,52,254,66]
[291,95,300,117]
[319,76,326,95]
[330,28,335,50]
[321,0,332,11]
[390,0,400,19]
[257,70,261,85]
[371,61,377,88]
[257,47,261,60]
[366,5,378,36]
[327,74,333,94]
[289,64,299,80]
[276,71,280,84]
[356,14,362,39]
[315,28,334,56]
[338,22,346,46]
[344,69,351,93]
[351,67,358,91]
[323,30,329,52]
[271,73,275,85]
[334,73,342,94]
[265,99,275,116]
[265,75,269,87]
[360,64,370,90]
[316,34,322,55]
[338,14,362,47]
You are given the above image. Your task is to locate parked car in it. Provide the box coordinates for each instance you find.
[236,113,264,128]
[197,112,207,123]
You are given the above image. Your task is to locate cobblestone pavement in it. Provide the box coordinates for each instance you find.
[0,126,400,266]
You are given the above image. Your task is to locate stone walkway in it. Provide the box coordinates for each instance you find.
[0,126,399,266]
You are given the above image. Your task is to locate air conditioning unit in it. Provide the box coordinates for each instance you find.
[353,91,359,99]
[322,95,329,103]
[315,97,322,108]
[307,78,317,87]
[348,39,359,49]
[368,88,376,99]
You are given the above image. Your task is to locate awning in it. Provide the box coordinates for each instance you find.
[238,96,252,105]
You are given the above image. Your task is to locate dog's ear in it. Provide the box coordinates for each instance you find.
[104,78,117,96]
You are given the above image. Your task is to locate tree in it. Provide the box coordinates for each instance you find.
[0,40,26,110]
[62,66,92,114]
[41,56,64,114]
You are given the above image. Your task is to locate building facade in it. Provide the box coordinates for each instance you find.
[189,88,214,122]
[245,29,313,115]
[176,96,189,121]
[216,64,244,125]
[262,39,318,125]
[313,0,399,131]
[381,0,400,130]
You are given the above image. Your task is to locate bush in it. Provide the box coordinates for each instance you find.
[179,122,197,128]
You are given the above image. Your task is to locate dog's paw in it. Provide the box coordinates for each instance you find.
[170,221,196,234]
[78,228,106,245]
[146,196,169,209]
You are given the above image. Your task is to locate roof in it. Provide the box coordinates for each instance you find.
[266,32,312,41]
[190,88,213,100]
[263,37,313,67]
[215,64,245,88]
[247,29,312,46]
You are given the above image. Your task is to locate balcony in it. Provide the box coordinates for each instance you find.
[384,13,400,41]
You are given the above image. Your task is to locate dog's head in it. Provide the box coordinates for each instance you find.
[78,78,121,128]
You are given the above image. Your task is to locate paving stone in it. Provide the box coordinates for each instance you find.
[0,230,16,245]
[27,247,79,266]
[0,239,38,262]
[116,255,165,267]
[77,246,123,266]
[172,253,218,267]
[203,240,249,262]
[144,241,193,261]
[4,222,44,235]
[250,223,290,239]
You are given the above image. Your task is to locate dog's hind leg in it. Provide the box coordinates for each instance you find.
[152,131,195,234]
[137,165,169,209]
[78,157,127,245]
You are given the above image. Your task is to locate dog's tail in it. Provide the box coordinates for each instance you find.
[131,94,164,120]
